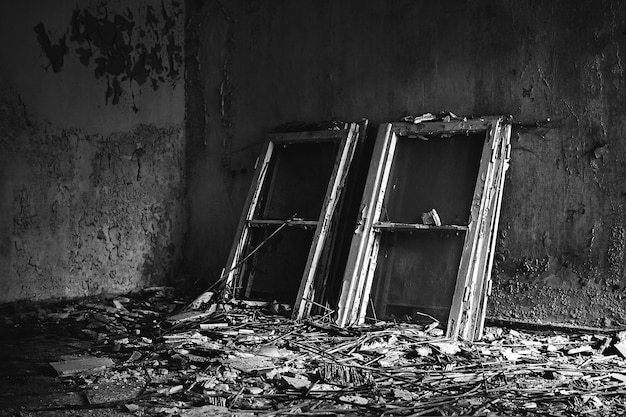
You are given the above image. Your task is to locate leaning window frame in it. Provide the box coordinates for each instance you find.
[335,117,511,341]
[219,124,361,319]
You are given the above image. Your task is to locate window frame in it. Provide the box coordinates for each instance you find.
[335,117,511,340]
[219,124,362,320]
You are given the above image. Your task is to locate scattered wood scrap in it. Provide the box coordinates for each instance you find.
[7,291,626,416]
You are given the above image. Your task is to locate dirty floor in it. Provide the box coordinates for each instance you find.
[2,288,626,416]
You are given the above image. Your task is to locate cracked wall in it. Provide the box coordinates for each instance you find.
[0,0,185,302]
[186,0,626,327]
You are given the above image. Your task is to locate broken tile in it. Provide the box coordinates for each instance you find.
[614,341,626,358]
[339,394,369,405]
[567,345,594,355]
[49,356,114,376]
[430,341,460,355]
[189,291,215,309]
[281,375,310,390]
[227,356,275,373]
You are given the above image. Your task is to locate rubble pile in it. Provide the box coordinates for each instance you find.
[3,289,626,416]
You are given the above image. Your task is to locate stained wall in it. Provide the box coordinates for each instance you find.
[0,0,185,302]
[186,0,626,326]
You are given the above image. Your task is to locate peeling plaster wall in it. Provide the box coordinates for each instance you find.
[186,0,626,327]
[0,0,185,302]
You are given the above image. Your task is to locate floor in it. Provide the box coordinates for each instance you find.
[1,288,626,416]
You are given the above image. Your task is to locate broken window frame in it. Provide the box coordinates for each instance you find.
[219,124,361,319]
[335,117,511,341]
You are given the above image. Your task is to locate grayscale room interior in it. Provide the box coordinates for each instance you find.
[2,1,626,415]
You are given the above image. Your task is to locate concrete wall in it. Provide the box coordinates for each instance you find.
[0,0,185,302]
[186,0,626,327]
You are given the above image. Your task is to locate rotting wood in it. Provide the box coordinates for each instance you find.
[248,219,318,228]
[393,118,497,136]
[337,116,512,340]
[447,118,503,339]
[473,124,511,339]
[336,124,393,327]
[352,133,397,327]
[473,123,510,339]
[449,118,511,340]
[191,116,509,336]
[220,139,274,300]
[373,222,468,232]
[192,124,363,317]
[293,123,361,319]
[451,120,510,340]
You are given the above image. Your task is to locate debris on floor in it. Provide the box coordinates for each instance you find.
[49,356,114,377]
[2,289,626,416]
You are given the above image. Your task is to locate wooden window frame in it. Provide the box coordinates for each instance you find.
[219,124,361,320]
[335,117,511,340]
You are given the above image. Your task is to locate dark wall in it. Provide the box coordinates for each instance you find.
[186,0,626,327]
[0,0,185,302]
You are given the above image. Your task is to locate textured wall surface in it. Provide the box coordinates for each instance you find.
[0,0,185,302]
[186,0,626,327]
